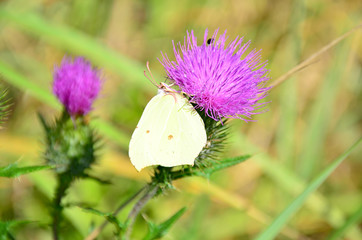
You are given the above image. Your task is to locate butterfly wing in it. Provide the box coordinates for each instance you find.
[129,91,171,171]
[157,93,207,167]
[129,91,207,171]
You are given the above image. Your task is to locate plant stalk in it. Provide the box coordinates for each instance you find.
[84,185,147,240]
[52,174,72,240]
[124,184,159,240]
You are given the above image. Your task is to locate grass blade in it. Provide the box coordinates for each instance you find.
[0,61,60,109]
[275,0,304,168]
[0,7,149,87]
[236,129,361,239]
[0,220,32,239]
[271,24,362,87]
[254,137,362,240]
[298,42,349,180]
[0,163,54,178]
[327,205,362,240]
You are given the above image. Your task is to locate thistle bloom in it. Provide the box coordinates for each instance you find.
[160,29,270,121]
[53,56,102,116]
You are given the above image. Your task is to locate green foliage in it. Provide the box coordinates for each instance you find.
[327,205,362,240]
[151,155,250,192]
[0,163,53,178]
[298,42,350,180]
[143,207,187,240]
[0,7,148,88]
[0,220,32,240]
[79,206,186,239]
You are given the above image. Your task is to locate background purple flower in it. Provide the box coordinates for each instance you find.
[160,29,271,121]
[53,56,102,116]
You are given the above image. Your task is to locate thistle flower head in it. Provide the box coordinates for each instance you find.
[53,56,102,116]
[160,29,271,121]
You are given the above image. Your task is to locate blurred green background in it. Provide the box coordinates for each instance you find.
[0,0,361,239]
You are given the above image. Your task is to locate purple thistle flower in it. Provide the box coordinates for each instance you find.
[160,29,271,121]
[53,56,102,116]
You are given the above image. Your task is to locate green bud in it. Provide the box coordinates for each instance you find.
[40,111,97,176]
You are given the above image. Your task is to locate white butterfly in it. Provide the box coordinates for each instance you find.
[129,82,207,171]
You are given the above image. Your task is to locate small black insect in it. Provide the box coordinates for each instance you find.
[207,38,214,45]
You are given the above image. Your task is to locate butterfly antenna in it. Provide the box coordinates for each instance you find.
[144,61,159,88]
[163,76,177,90]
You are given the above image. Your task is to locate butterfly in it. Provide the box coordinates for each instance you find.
[128,64,207,171]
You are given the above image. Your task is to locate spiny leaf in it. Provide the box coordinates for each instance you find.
[142,207,187,240]
[171,155,251,180]
[0,163,54,178]
[80,207,125,235]
[0,220,32,240]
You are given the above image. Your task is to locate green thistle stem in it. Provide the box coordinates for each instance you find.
[52,173,72,240]
[124,184,159,240]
